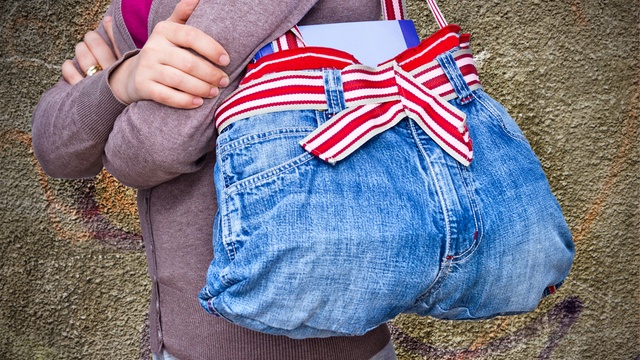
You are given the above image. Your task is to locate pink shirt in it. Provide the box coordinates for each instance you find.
[121,0,153,48]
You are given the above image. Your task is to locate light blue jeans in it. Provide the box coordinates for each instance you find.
[199,50,574,339]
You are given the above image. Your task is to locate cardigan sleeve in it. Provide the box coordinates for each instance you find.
[31,3,131,179]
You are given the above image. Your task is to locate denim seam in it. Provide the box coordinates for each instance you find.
[219,272,236,288]
[323,69,346,114]
[328,84,338,114]
[449,162,484,262]
[206,298,234,323]
[220,154,232,189]
[314,109,327,126]
[214,296,359,337]
[415,257,454,305]
[473,92,529,144]
[413,119,458,259]
[226,153,315,196]
[221,189,237,261]
[218,167,237,261]
[407,119,453,302]
[408,120,452,256]
[444,56,466,97]
[335,75,346,113]
[408,111,482,263]
[324,70,336,113]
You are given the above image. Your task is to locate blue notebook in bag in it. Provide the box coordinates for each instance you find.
[254,20,420,67]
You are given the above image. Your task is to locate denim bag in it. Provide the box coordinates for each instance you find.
[199,0,575,339]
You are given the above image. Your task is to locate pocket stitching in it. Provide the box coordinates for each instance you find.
[449,162,484,263]
[217,127,316,158]
[218,127,316,190]
[221,188,237,261]
[225,152,315,196]
[473,92,529,144]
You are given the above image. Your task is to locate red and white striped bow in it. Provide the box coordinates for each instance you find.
[300,61,473,165]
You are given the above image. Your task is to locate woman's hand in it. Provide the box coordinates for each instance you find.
[109,0,231,109]
[61,16,119,85]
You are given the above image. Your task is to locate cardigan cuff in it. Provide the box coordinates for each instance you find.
[74,49,140,143]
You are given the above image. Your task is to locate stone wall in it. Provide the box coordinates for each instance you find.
[1,0,638,359]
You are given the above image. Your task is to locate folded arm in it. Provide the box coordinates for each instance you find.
[102,0,320,189]
[32,0,320,188]
[31,3,127,179]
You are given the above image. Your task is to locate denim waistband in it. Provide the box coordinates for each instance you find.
[215,25,482,165]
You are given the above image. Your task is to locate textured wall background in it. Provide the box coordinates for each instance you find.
[0,0,638,359]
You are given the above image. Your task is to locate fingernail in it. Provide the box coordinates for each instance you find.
[193,97,204,106]
[219,77,229,87]
[209,87,219,97]
[104,16,112,23]
[219,54,230,66]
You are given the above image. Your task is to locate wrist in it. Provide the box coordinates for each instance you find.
[108,55,135,105]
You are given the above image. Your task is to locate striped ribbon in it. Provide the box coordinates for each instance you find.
[271,25,306,51]
[381,0,405,21]
[218,2,479,165]
[425,0,448,28]
[215,39,481,165]
[300,61,471,165]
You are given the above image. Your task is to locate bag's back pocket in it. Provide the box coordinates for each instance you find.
[216,110,319,191]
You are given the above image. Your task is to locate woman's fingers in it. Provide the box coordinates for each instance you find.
[108,0,231,108]
[164,0,230,67]
[159,45,229,89]
[143,24,229,90]
[61,59,84,85]
[155,21,230,68]
[75,41,99,76]
[110,48,221,108]
[132,48,224,107]
[76,30,118,77]
[62,16,119,86]
[143,80,207,109]
[152,64,221,99]
[83,31,117,68]
[103,16,121,58]
[168,0,200,25]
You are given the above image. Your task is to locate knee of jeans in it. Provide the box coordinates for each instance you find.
[415,232,574,319]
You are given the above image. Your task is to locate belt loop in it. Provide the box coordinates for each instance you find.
[323,69,347,115]
[436,51,474,105]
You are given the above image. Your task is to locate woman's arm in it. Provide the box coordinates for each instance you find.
[31,4,126,179]
[33,0,323,188]
[31,0,229,180]
[102,0,322,189]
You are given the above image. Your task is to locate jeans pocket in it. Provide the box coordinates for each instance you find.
[472,90,530,145]
[216,111,318,192]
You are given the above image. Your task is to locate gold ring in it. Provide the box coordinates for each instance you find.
[84,64,103,77]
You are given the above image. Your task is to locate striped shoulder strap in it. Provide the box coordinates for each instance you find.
[271,0,449,51]
[382,0,447,25]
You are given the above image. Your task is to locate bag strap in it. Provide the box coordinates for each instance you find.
[383,0,448,26]
[381,0,406,21]
[425,0,448,28]
[269,0,449,53]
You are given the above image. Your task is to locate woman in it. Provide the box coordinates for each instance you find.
[32,0,395,358]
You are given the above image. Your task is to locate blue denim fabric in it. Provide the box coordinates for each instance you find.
[199,49,575,339]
